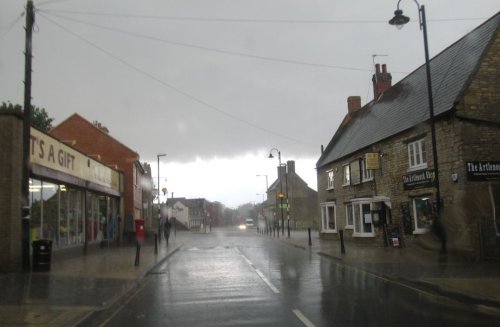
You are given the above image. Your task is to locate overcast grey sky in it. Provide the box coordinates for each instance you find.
[1,0,499,207]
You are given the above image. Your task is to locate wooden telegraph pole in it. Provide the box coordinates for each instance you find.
[22,0,34,272]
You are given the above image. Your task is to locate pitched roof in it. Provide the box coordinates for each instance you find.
[317,12,499,168]
[50,113,139,159]
[167,197,207,208]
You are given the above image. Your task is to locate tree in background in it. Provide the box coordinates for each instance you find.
[1,101,54,132]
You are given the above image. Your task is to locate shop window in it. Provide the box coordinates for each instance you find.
[350,200,374,237]
[320,202,336,232]
[342,164,350,186]
[41,182,58,244]
[29,179,42,240]
[412,196,433,234]
[408,138,427,170]
[327,170,334,190]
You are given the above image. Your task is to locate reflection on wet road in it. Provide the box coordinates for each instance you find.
[82,228,498,327]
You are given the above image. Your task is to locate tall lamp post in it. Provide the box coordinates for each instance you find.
[157,154,166,242]
[268,148,284,236]
[389,0,441,216]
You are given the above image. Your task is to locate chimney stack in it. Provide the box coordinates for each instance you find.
[347,96,362,114]
[372,63,392,100]
[286,160,295,174]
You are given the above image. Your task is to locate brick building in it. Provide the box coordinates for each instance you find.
[264,160,319,232]
[316,13,500,260]
[50,114,153,240]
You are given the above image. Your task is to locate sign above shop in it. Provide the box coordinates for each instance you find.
[402,169,435,190]
[365,153,380,170]
[466,161,500,181]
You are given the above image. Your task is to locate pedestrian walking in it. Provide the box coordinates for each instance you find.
[432,218,447,254]
[163,218,172,245]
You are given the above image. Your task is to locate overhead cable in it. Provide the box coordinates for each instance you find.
[37,13,316,147]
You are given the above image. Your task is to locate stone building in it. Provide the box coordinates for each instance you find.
[316,13,500,260]
[264,160,319,232]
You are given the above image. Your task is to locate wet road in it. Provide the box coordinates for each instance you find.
[81,228,498,326]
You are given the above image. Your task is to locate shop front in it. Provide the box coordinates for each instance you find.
[29,128,122,250]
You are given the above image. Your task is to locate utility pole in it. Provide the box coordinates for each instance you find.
[22,0,34,272]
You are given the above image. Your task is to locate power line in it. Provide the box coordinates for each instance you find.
[0,12,24,39]
[39,9,489,24]
[37,13,316,147]
[40,10,386,74]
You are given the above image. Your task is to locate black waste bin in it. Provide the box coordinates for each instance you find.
[32,239,52,272]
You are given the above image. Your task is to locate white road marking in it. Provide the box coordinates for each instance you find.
[292,309,316,327]
[235,247,280,294]
[255,269,280,294]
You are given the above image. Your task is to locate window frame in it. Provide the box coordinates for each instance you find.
[326,169,334,190]
[408,138,428,171]
[361,159,374,182]
[348,199,375,237]
[412,196,433,234]
[345,203,354,229]
[320,202,337,233]
[342,164,350,186]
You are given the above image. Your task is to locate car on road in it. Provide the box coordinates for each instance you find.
[245,218,255,228]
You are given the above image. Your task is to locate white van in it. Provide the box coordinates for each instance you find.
[245,218,255,228]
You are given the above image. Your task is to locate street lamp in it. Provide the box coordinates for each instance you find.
[157,153,166,242]
[389,1,441,219]
[269,148,284,236]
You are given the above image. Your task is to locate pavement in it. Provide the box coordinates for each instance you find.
[1,228,500,326]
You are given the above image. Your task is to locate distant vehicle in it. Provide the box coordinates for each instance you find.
[245,218,255,228]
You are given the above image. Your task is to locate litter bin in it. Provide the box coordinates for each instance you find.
[32,239,53,272]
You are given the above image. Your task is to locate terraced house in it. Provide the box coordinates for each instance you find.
[316,13,500,260]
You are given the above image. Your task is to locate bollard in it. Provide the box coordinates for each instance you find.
[308,228,312,246]
[287,220,290,238]
[134,241,140,266]
[339,230,346,255]
[154,233,158,255]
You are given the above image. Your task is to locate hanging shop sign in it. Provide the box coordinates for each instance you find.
[466,161,500,181]
[402,169,435,190]
[365,153,380,170]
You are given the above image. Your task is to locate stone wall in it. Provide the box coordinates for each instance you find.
[0,111,23,271]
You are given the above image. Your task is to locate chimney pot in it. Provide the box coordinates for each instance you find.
[372,63,392,101]
[347,96,362,114]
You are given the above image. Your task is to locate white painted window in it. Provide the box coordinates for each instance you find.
[327,170,334,190]
[320,202,336,233]
[408,139,427,170]
[348,200,375,237]
[361,159,374,182]
[345,203,354,229]
[350,160,361,185]
[342,164,350,186]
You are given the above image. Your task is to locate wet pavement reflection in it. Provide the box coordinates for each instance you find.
[80,228,499,327]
